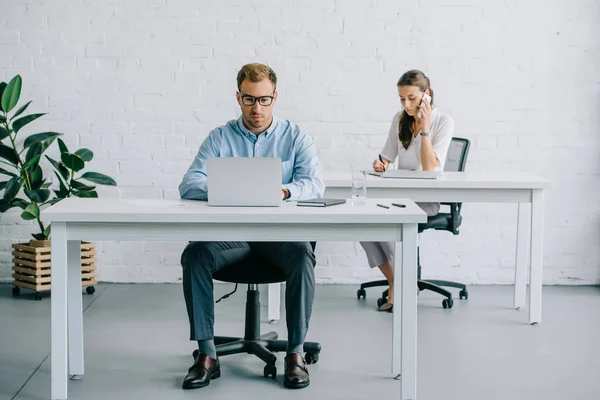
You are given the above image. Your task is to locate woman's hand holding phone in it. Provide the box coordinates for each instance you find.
[417,93,432,133]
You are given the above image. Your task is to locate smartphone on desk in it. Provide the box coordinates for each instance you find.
[417,93,431,118]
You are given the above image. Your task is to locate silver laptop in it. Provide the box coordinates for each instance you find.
[368,169,442,179]
[207,157,282,207]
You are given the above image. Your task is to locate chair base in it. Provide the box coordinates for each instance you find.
[205,287,321,379]
[357,275,468,310]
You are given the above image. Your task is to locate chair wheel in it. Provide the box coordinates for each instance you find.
[376,297,385,308]
[459,289,468,300]
[357,288,366,299]
[34,292,42,301]
[12,286,20,296]
[442,298,453,309]
[305,352,319,364]
[192,349,198,359]
[86,286,95,295]
[263,364,276,379]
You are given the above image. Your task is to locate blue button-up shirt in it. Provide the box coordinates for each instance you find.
[179,116,325,201]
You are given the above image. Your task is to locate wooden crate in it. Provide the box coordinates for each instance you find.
[12,240,97,293]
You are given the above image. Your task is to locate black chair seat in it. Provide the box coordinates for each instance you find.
[212,255,286,284]
[419,212,462,233]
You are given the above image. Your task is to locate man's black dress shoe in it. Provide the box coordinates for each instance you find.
[182,353,221,389]
[284,353,310,389]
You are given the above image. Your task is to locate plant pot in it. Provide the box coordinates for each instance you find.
[11,240,98,299]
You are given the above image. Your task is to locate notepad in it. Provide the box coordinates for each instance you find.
[297,198,347,207]
[369,169,442,179]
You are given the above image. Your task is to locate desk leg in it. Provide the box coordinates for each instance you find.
[513,203,530,310]
[68,240,84,378]
[529,190,544,324]
[267,283,281,322]
[51,222,68,400]
[394,223,418,400]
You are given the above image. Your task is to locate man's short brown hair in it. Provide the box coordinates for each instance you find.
[236,63,277,91]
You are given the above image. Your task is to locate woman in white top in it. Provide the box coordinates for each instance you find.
[361,69,454,311]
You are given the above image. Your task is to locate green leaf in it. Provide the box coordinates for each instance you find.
[74,148,93,162]
[71,179,95,191]
[0,114,5,123]
[11,198,29,209]
[22,154,41,172]
[0,82,7,112]
[41,181,52,189]
[29,165,43,189]
[80,172,116,186]
[61,153,84,172]
[0,199,10,212]
[3,177,23,201]
[0,166,17,178]
[73,189,98,198]
[24,188,50,203]
[1,75,22,113]
[11,100,32,120]
[0,143,19,165]
[48,197,62,206]
[45,155,70,181]
[0,181,7,191]
[23,131,61,149]
[12,113,46,134]
[0,125,9,141]
[57,138,69,154]
[21,203,40,220]
[32,232,46,240]
[25,140,43,161]
[44,224,51,238]
[53,171,69,198]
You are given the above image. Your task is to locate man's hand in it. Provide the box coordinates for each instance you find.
[282,188,290,200]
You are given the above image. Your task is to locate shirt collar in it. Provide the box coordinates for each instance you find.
[237,115,279,138]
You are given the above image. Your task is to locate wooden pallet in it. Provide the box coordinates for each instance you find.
[12,240,98,293]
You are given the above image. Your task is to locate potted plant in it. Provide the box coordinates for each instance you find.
[0,75,116,299]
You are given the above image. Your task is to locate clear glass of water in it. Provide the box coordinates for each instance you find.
[351,168,367,206]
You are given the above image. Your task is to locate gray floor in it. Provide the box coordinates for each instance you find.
[1,283,599,400]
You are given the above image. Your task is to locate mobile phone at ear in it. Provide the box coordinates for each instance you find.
[417,93,431,118]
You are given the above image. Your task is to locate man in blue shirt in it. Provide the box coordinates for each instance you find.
[179,63,324,390]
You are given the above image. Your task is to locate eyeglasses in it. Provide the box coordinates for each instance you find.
[239,92,275,107]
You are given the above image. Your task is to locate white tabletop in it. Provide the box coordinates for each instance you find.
[324,171,551,190]
[41,197,427,224]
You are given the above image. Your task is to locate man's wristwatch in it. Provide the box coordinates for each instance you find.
[420,131,431,137]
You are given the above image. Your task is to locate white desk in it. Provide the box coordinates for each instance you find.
[42,197,426,400]
[267,171,550,325]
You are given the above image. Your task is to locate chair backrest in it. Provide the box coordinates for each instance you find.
[444,137,470,173]
[441,137,470,234]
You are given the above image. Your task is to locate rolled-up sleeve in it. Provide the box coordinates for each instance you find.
[179,131,219,200]
[380,112,401,164]
[285,130,325,201]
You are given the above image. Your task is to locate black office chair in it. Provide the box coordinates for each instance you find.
[193,242,321,380]
[357,138,471,309]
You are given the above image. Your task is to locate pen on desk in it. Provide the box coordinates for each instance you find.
[377,203,389,209]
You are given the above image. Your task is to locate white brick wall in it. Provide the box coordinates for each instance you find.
[1,0,599,285]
